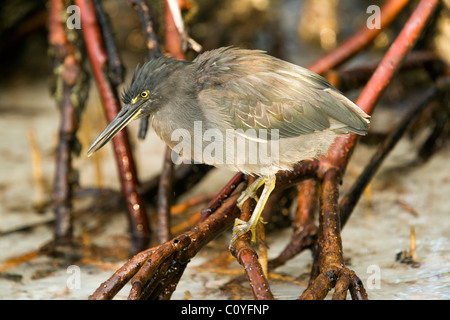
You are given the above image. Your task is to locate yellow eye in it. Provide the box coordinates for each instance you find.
[140,91,149,98]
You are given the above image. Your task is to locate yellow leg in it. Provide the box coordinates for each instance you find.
[236,176,265,209]
[230,174,276,247]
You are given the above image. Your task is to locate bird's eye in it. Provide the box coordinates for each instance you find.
[140,91,149,98]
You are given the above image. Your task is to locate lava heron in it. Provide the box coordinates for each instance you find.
[87,47,370,246]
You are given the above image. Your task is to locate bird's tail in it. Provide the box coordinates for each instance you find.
[324,88,370,135]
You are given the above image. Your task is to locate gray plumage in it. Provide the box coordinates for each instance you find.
[194,47,369,138]
[93,47,369,175]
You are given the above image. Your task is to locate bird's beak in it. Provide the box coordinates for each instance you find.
[86,103,143,157]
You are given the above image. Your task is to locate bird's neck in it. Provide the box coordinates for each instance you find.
[150,63,207,149]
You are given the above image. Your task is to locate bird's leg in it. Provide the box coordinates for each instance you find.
[231,175,276,247]
[236,176,265,209]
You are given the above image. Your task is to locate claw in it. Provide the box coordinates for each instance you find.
[237,176,265,209]
[237,190,259,209]
[230,218,256,248]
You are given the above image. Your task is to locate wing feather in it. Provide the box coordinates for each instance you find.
[194,47,369,140]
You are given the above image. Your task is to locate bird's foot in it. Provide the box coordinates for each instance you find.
[237,176,265,209]
[237,190,259,209]
[229,217,268,249]
[229,218,256,249]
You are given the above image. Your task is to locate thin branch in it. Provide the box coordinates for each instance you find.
[164,0,184,59]
[200,172,244,222]
[326,51,446,91]
[75,0,150,252]
[128,0,163,60]
[49,0,88,243]
[127,0,163,139]
[92,0,125,86]
[317,169,344,273]
[157,146,174,244]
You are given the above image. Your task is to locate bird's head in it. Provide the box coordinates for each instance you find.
[86,56,189,157]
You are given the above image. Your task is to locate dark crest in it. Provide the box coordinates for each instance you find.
[121,56,188,104]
